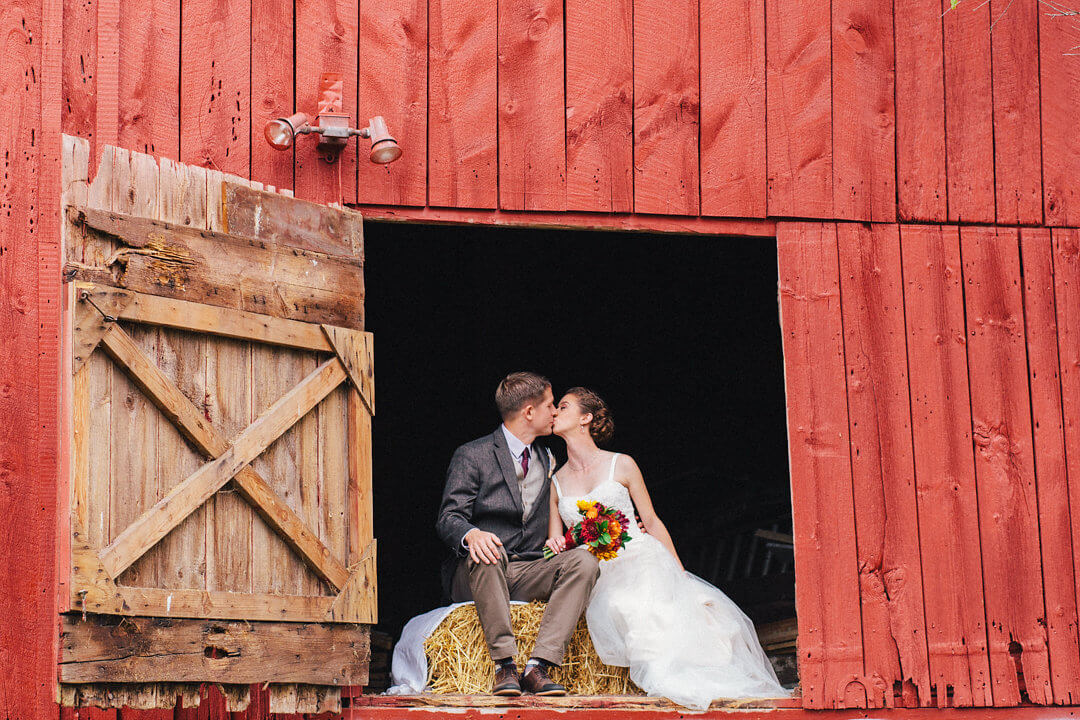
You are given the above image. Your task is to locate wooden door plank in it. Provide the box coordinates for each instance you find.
[179,0,250,176]
[297,351,323,597]
[1052,229,1080,697]
[251,0,295,192]
[327,540,377,623]
[294,0,358,204]
[633,0,699,215]
[497,0,566,210]
[894,0,945,222]
[765,0,832,218]
[80,284,335,352]
[154,154,212,593]
[320,385,349,577]
[565,0,632,213]
[347,388,375,567]
[60,615,368,685]
[776,221,863,708]
[117,0,179,158]
[942,0,994,223]
[70,206,365,329]
[959,226,1051,705]
[831,0,896,222]
[700,0,765,217]
[1020,228,1080,705]
[428,0,498,208]
[990,0,1042,225]
[1039,13,1080,226]
[356,0,428,206]
[322,326,375,414]
[99,358,347,579]
[837,222,930,707]
[73,583,337,622]
[108,149,163,589]
[223,183,363,259]
[98,325,350,590]
[899,224,992,707]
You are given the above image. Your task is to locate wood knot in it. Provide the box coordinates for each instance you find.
[527,16,550,39]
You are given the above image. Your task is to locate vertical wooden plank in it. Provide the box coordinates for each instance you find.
[179,0,250,176]
[837,222,930,707]
[700,0,765,218]
[565,0,633,213]
[0,1,54,714]
[203,168,255,594]
[251,0,294,192]
[294,0,358,204]
[633,0,699,216]
[990,0,1042,225]
[356,0,428,206]
[155,156,210,590]
[95,0,120,152]
[428,0,498,209]
[497,0,566,211]
[960,226,1051,705]
[62,0,97,153]
[894,0,946,221]
[765,0,832,218]
[299,351,323,596]
[1039,16,1080,226]
[777,221,863,709]
[322,386,349,565]
[110,148,163,588]
[117,0,179,157]
[1020,228,1080,705]
[942,0,994,223]
[831,0,896,222]
[900,224,992,707]
[348,388,374,563]
[1052,229,1080,695]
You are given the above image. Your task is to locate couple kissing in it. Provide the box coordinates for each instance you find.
[436,372,788,709]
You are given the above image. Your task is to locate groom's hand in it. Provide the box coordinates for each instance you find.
[464,529,504,565]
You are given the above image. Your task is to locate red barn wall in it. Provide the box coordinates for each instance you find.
[3,0,1080,717]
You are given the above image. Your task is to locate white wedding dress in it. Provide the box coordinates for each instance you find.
[552,454,789,710]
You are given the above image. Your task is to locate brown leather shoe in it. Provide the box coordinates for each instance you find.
[492,664,522,696]
[520,664,566,696]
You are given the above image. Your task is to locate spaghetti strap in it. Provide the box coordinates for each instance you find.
[606,453,621,485]
[551,474,562,497]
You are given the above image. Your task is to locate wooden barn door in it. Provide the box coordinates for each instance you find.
[58,136,375,710]
[779,220,1080,711]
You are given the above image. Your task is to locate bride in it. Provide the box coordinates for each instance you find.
[545,387,789,709]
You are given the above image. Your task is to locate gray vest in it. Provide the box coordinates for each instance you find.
[517,446,545,521]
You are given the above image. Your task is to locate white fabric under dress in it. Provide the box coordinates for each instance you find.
[553,454,789,710]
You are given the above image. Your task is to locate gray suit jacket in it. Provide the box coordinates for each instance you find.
[436,428,553,594]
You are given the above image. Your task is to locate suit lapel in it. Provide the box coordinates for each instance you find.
[492,428,524,514]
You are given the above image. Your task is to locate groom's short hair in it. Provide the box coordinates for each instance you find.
[496,372,551,419]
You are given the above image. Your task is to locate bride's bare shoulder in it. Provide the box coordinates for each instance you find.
[611,452,642,486]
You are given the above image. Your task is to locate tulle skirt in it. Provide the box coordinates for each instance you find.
[584,533,789,709]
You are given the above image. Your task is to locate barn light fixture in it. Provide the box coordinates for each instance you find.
[263,74,402,165]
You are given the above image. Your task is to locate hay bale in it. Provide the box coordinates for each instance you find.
[424,601,642,695]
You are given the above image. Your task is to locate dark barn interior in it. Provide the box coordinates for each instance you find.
[363,222,795,670]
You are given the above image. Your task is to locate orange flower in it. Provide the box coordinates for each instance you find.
[586,507,599,520]
[609,521,621,536]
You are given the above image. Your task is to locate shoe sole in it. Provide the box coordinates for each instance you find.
[532,689,567,696]
[493,689,522,697]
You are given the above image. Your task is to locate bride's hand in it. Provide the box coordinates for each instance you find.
[545,536,566,554]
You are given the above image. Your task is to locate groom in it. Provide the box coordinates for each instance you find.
[437,372,600,696]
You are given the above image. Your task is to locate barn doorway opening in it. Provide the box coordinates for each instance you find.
[363,222,796,689]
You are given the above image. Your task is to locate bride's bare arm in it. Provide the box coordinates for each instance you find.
[619,455,684,570]
[545,483,567,553]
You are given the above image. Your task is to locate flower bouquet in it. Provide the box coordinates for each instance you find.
[544,500,633,561]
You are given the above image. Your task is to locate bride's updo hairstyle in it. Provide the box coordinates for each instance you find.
[566,387,615,446]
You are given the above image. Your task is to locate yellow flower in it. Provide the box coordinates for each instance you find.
[594,548,618,561]
[576,500,592,512]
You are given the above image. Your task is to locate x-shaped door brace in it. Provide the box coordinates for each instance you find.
[77,287,373,592]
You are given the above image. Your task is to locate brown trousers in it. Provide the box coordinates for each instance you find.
[450,546,600,664]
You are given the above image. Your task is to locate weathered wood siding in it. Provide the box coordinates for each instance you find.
[50,0,1078,225]
[779,222,1080,709]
